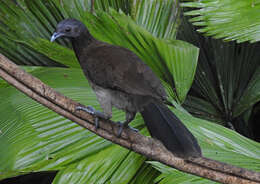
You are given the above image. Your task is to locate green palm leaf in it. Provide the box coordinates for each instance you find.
[177,16,260,135]
[131,0,179,39]
[0,0,66,66]
[0,67,151,182]
[234,67,260,116]
[181,0,260,43]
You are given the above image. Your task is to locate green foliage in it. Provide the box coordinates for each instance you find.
[234,67,260,116]
[0,67,150,183]
[177,16,260,134]
[131,0,179,39]
[151,162,216,183]
[29,39,79,68]
[0,0,66,66]
[182,0,260,43]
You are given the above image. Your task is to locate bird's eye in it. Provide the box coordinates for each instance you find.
[65,27,71,32]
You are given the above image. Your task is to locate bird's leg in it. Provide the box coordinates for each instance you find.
[76,105,112,129]
[117,112,138,137]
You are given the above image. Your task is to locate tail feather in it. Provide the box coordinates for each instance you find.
[141,102,202,158]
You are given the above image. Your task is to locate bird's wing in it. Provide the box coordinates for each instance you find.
[84,44,167,100]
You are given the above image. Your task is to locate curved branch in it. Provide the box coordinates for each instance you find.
[0,54,259,184]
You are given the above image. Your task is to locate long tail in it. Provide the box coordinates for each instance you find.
[141,102,202,158]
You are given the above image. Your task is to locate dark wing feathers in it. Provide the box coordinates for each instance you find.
[84,44,167,100]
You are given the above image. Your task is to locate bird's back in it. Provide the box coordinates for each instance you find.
[77,41,168,102]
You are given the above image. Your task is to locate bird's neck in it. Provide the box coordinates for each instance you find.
[71,29,94,58]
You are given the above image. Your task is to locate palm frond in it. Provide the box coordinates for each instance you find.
[178,16,260,131]
[181,0,260,43]
[132,0,179,39]
[0,0,66,66]
[0,67,151,182]
[234,67,260,116]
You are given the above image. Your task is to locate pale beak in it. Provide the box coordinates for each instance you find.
[50,32,64,42]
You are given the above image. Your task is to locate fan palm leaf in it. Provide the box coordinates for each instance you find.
[182,0,260,43]
[178,14,260,138]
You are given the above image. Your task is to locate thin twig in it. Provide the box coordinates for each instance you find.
[0,54,259,184]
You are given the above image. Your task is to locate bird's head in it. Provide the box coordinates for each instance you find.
[51,18,86,42]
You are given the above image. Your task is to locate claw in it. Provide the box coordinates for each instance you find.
[76,105,111,130]
[116,122,139,137]
[94,116,99,130]
[130,127,139,132]
[76,106,95,115]
[76,105,101,128]
[76,106,108,119]
[117,122,124,137]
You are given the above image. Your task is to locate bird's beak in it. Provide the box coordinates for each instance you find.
[50,32,64,42]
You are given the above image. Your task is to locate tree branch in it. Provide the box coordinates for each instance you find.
[0,53,259,184]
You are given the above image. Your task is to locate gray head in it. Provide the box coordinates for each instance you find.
[51,19,87,42]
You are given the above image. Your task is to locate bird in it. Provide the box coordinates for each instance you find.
[51,18,202,158]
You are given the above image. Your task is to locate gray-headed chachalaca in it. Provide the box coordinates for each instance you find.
[51,19,201,158]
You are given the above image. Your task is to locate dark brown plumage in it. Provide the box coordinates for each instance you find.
[51,18,202,158]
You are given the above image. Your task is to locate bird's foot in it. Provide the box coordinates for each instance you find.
[76,106,109,129]
[116,122,139,137]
